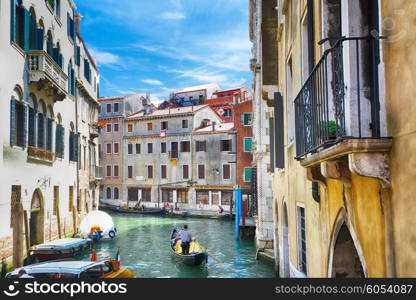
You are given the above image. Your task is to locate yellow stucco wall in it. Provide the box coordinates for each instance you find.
[381,0,416,277]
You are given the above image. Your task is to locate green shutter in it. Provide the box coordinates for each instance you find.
[22,105,27,148]
[69,131,74,161]
[74,133,79,162]
[269,117,275,170]
[60,126,65,158]
[37,114,44,148]
[244,138,252,152]
[10,0,16,42]
[76,46,80,66]
[244,168,253,182]
[10,99,16,146]
[29,108,36,146]
[23,9,30,52]
[47,119,53,150]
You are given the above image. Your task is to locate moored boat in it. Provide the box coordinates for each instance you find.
[109,206,166,216]
[30,238,92,262]
[169,228,208,266]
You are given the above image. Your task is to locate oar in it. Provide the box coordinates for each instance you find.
[197,243,224,264]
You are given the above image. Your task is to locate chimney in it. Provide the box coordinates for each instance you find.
[75,13,82,36]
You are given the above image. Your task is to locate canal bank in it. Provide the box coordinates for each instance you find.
[78,213,275,278]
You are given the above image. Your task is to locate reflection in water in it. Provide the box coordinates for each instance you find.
[77,214,275,278]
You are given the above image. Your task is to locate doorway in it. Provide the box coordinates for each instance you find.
[29,189,45,247]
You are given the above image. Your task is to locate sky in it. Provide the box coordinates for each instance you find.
[75,0,252,101]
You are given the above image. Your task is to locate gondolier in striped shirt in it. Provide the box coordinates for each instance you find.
[179,225,192,255]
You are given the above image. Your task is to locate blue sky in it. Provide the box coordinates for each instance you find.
[76,0,251,101]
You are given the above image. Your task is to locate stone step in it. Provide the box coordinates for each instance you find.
[263,248,274,256]
[257,249,275,265]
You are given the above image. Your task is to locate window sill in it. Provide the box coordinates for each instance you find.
[10,42,26,58]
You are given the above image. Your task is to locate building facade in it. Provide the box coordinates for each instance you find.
[174,83,222,106]
[0,0,99,268]
[250,0,276,253]
[259,0,416,278]
[98,94,153,206]
[122,105,237,211]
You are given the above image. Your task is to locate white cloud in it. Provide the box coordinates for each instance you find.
[142,79,163,85]
[89,48,120,65]
[161,11,186,20]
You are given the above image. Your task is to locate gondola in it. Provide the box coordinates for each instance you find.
[108,206,166,215]
[169,228,208,266]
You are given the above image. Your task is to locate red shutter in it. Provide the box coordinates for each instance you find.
[198,165,205,179]
[148,165,153,178]
[223,165,230,179]
[128,166,133,178]
[161,165,167,179]
[183,165,189,179]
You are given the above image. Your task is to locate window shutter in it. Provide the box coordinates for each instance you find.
[22,105,27,148]
[36,28,44,50]
[274,92,285,169]
[29,17,36,50]
[37,114,45,149]
[75,46,80,66]
[47,119,53,150]
[10,99,16,146]
[10,0,16,42]
[23,9,30,51]
[67,13,70,37]
[60,126,65,158]
[71,68,75,95]
[269,117,275,170]
[69,131,74,161]
[74,133,79,162]
[28,108,36,147]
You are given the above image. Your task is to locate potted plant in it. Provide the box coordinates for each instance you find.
[320,121,339,139]
[89,121,106,133]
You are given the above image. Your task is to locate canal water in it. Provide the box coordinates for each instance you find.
[78,213,275,278]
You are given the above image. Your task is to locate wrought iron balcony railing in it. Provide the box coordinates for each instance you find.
[27,50,68,101]
[294,36,387,159]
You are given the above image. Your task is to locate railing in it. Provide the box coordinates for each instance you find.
[294,36,384,159]
[27,146,55,163]
[89,125,100,139]
[27,50,68,95]
[169,150,179,159]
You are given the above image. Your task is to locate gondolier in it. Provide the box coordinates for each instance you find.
[178,225,192,255]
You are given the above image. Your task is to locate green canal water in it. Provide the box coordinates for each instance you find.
[78,213,276,278]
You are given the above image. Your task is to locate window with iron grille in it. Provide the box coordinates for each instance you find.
[298,206,307,275]
[220,140,232,151]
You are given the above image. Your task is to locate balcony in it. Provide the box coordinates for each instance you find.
[89,125,101,139]
[27,146,55,165]
[90,166,104,182]
[294,36,392,186]
[27,50,68,102]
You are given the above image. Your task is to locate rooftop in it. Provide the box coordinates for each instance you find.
[195,122,235,133]
[176,83,221,94]
[127,105,209,120]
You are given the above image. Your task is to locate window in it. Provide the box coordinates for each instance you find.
[242,113,253,126]
[67,12,75,41]
[147,123,153,131]
[223,109,232,117]
[244,168,253,182]
[223,164,231,180]
[182,120,189,128]
[127,124,133,133]
[162,190,174,203]
[37,113,45,149]
[182,165,189,179]
[142,189,151,202]
[113,123,119,132]
[222,191,233,205]
[106,143,112,154]
[244,138,253,152]
[106,165,112,177]
[297,206,307,274]
[10,100,26,147]
[220,140,232,152]
[106,104,112,113]
[106,123,111,133]
[55,124,64,158]
[114,103,119,113]
[84,59,91,83]
[161,142,167,153]
[112,165,118,177]
[135,143,141,154]
[128,143,133,155]
[112,187,119,200]
[212,191,220,205]
[161,165,167,179]
[198,165,205,179]
[128,188,138,201]
[195,141,206,152]
[180,141,190,152]
[147,165,153,179]
[196,191,209,205]
[128,166,133,179]
[177,189,188,204]
[114,143,119,154]
[106,187,111,199]
[161,121,168,130]
[69,131,78,162]
[148,143,153,154]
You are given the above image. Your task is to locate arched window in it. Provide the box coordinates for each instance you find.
[114,188,119,200]
[37,100,46,149]
[13,0,25,49]
[55,113,64,158]
[10,85,27,148]
[106,188,112,199]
